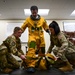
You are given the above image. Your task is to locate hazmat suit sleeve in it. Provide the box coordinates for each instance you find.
[21,18,28,32]
[42,19,49,32]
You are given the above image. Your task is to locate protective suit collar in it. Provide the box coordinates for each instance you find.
[30,15,40,20]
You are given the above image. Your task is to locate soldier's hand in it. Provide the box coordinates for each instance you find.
[55,57,59,61]
[20,55,26,60]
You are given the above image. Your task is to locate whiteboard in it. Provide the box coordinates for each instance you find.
[6,23,28,42]
[63,22,75,32]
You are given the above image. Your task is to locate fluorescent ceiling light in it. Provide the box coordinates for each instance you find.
[70,10,75,16]
[24,9,49,16]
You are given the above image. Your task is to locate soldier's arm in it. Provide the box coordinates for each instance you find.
[18,49,24,55]
[17,39,24,55]
[58,32,68,51]
[9,38,23,57]
[47,44,54,53]
[47,36,54,53]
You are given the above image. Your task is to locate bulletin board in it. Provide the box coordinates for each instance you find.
[6,22,28,42]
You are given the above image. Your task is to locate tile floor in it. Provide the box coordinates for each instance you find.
[0,67,75,75]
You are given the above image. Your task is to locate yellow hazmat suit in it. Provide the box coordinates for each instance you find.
[35,53,55,70]
[21,16,49,68]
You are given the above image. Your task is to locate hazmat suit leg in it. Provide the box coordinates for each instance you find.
[38,35,45,57]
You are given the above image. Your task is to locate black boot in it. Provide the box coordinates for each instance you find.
[26,67,36,73]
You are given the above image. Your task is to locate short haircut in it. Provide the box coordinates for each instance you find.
[13,27,22,33]
[49,21,60,35]
[30,5,38,11]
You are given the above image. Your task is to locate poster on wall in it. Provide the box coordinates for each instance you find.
[63,22,75,32]
[6,22,28,42]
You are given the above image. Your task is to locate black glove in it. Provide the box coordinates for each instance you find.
[46,29,49,33]
[46,29,50,35]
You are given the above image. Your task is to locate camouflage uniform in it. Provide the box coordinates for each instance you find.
[0,35,24,70]
[48,31,75,63]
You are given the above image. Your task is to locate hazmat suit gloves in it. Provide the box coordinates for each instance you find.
[46,29,51,35]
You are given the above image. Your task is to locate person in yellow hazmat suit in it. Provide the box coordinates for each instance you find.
[21,5,49,73]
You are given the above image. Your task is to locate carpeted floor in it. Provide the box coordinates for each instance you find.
[0,67,75,75]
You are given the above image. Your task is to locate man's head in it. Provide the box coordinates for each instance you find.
[30,5,38,11]
[30,5,38,17]
[13,27,23,38]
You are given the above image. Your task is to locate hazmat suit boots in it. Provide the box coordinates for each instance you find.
[59,61,73,72]
[26,67,36,73]
[1,68,13,74]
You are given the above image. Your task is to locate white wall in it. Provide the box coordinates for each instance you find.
[0,20,24,44]
[0,20,75,60]
[0,21,7,44]
[0,20,75,49]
